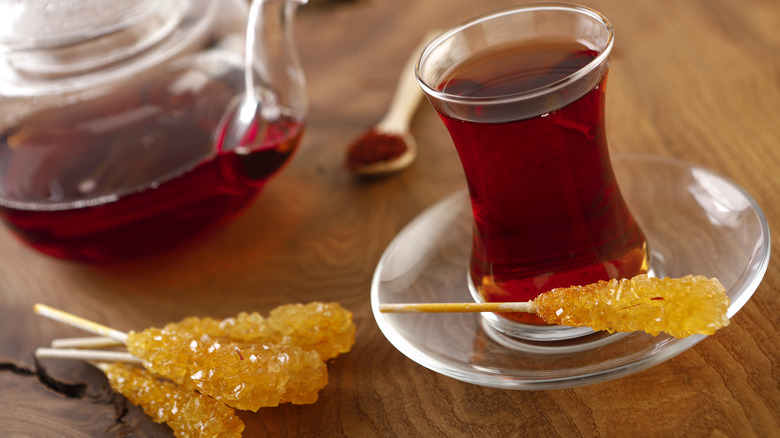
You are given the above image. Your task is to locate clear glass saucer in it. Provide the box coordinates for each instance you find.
[370,154,771,389]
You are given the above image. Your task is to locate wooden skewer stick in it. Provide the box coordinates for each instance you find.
[92,362,111,372]
[34,303,129,344]
[35,347,142,364]
[33,305,139,363]
[379,301,536,313]
[51,336,124,349]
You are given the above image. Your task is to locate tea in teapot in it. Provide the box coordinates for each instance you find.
[0,0,308,263]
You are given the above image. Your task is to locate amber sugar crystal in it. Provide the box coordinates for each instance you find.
[102,362,245,438]
[167,302,356,361]
[123,302,355,412]
[125,328,327,411]
[532,274,730,338]
[264,302,357,360]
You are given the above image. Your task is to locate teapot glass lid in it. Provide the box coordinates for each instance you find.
[0,0,182,49]
[0,0,221,96]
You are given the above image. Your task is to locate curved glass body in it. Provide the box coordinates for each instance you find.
[416,5,648,339]
[0,0,307,263]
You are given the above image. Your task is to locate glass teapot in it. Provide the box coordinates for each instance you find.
[0,0,308,263]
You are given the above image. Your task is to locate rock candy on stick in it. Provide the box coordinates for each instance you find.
[33,304,328,411]
[125,327,327,410]
[264,302,356,360]
[165,302,356,360]
[46,302,357,360]
[96,362,245,438]
[379,275,731,338]
[533,274,730,338]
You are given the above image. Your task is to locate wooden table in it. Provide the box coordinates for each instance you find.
[2,0,778,436]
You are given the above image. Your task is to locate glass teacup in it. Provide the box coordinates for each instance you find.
[416,4,648,340]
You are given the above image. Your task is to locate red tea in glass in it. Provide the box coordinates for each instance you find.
[417,6,648,339]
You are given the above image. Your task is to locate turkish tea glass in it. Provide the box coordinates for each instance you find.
[416,4,648,341]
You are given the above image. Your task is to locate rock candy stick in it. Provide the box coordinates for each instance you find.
[150,302,357,406]
[124,328,327,411]
[96,362,245,438]
[533,274,730,338]
[165,302,356,360]
[264,302,356,360]
[33,304,328,411]
[47,302,357,360]
[380,275,730,338]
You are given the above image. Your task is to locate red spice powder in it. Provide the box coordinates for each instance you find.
[346,128,408,171]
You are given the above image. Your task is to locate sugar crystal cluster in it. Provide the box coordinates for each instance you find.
[115,301,354,436]
[533,274,730,338]
[103,362,245,438]
[126,328,327,410]
[168,302,355,361]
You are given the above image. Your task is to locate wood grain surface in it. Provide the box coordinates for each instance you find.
[1,0,779,436]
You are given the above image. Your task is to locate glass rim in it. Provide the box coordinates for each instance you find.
[415,3,614,106]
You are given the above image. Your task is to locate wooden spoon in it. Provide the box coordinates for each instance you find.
[345,31,440,176]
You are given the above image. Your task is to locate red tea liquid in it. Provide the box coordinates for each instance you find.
[0,66,303,263]
[437,40,647,324]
